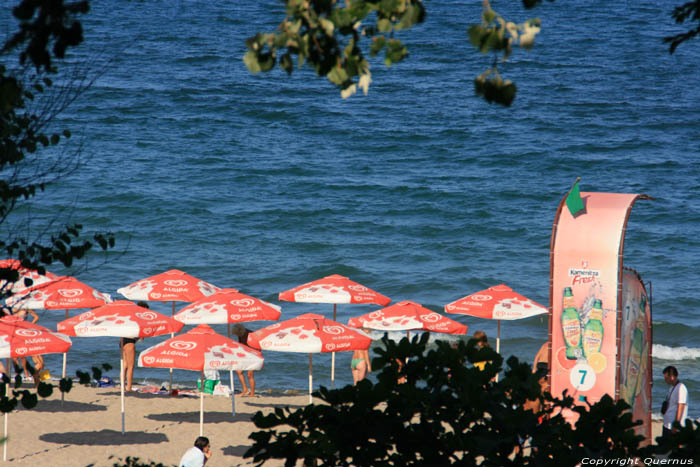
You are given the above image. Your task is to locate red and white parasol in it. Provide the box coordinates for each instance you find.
[348,300,468,335]
[0,315,72,359]
[247,313,371,403]
[6,276,112,310]
[57,301,184,435]
[117,269,220,389]
[173,288,281,325]
[279,274,389,386]
[0,259,59,295]
[444,284,548,353]
[0,316,72,461]
[138,324,264,435]
[117,269,219,303]
[6,275,112,379]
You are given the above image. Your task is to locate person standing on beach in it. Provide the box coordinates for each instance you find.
[232,324,257,397]
[661,365,688,437]
[179,436,212,467]
[120,301,149,391]
[350,348,371,385]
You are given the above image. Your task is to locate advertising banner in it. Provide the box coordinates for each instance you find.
[549,192,647,427]
[620,268,652,442]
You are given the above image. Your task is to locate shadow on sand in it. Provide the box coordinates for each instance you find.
[21,399,108,413]
[222,444,251,458]
[39,429,168,445]
[146,411,249,424]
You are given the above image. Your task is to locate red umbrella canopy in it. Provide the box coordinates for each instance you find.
[247,313,372,353]
[138,324,264,372]
[6,276,112,310]
[0,259,59,294]
[174,288,281,325]
[117,269,220,302]
[279,274,391,306]
[57,300,184,338]
[348,300,468,335]
[0,316,72,358]
[444,284,548,321]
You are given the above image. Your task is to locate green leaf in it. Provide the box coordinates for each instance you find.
[377,18,392,33]
[327,66,349,85]
[243,51,262,73]
[370,36,387,57]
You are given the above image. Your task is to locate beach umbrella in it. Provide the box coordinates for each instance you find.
[278,274,390,386]
[138,324,264,435]
[444,284,547,353]
[247,313,372,403]
[57,300,184,435]
[348,300,468,336]
[174,288,281,326]
[0,316,72,461]
[0,259,59,295]
[117,269,220,388]
[5,276,112,379]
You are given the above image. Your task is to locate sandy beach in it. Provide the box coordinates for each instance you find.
[5,383,310,466]
[4,382,664,466]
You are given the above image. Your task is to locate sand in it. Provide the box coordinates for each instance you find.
[4,383,664,466]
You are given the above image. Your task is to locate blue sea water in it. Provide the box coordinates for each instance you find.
[2,0,699,420]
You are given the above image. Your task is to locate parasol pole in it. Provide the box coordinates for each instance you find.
[62,309,69,379]
[308,354,313,404]
[120,357,125,435]
[331,304,336,388]
[230,369,235,416]
[200,370,205,436]
[3,411,7,461]
[496,320,501,382]
[169,301,175,392]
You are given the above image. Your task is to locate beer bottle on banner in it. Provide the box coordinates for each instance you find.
[583,299,604,359]
[624,318,645,401]
[561,287,583,359]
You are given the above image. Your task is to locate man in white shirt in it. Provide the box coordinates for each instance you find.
[180,436,212,467]
[662,365,688,438]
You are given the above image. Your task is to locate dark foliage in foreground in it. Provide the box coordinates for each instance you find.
[245,334,699,466]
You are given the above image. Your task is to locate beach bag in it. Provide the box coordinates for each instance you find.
[98,376,114,388]
[212,383,231,397]
[661,400,668,415]
[197,379,219,394]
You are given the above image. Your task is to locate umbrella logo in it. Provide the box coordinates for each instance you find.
[323,325,344,335]
[422,313,441,323]
[151,293,162,299]
[136,311,157,321]
[79,312,95,321]
[170,341,197,351]
[143,327,153,335]
[210,361,221,368]
[165,280,188,287]
[15,347,27,355]
[230,314,241,321]
[369,311,383,319]
[16,329,41,337]
[470,294,492,301]
[58,288,84,298]
[347,285,367,292]
[230,298,255,308]
[143,356,155,364]
[326,343,336,351]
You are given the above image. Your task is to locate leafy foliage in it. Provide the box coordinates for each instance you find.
[76,363,113,386]
[0,370,70,414]
[468,0,541,107]
[244,0,426,98]
[0,0,115,301]
[664,0,700,54]
[106,456,172,467]
[245,334,698,466]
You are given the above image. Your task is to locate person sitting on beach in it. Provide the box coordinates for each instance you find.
[179,436,212,467]
[350,348,371,385]
[472,330,490,371]
[13,308,44,387]
[232,324,257,397]
[120,301,149,391]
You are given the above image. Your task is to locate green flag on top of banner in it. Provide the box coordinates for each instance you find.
[566,177,585,216]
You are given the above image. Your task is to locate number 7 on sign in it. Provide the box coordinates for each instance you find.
[570,362,596,392]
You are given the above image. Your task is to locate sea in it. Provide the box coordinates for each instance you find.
[1,0,699,420]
